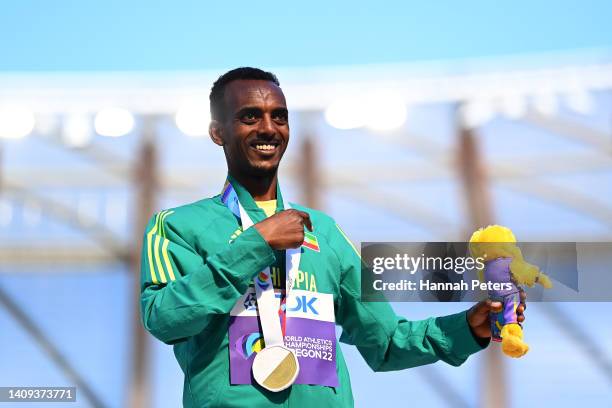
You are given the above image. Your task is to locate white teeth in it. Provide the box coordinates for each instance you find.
[254,144,276,151]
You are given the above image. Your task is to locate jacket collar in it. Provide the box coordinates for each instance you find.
[223,174,285,224]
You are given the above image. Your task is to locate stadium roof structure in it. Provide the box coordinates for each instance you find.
[1,48,611,114]
[1,49,611,250]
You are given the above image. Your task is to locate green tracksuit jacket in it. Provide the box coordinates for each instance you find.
[140,178,488,407]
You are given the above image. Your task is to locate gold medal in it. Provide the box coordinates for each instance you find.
[252,345,300,392]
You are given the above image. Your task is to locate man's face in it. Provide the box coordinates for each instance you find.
[211,79,289,177]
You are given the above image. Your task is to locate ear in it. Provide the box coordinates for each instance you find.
[209,120,224,146]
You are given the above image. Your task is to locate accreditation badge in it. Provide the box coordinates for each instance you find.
[229,288,339,388]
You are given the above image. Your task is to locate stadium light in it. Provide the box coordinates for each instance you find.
[324,97,368,130]
[364,91,407,132]
[63,112,93,148]
[175,100,210,137]
[94,107,134,137]
[0,105,35,139]
[325,92,407,131]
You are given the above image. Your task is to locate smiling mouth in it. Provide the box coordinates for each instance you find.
[250,141,281,154]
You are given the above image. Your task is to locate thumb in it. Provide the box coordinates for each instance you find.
[474,299,502,315]
[298,211,313,232]
[489,299,503,313]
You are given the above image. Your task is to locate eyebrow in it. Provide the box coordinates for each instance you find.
[273,107,289,115]
[235,107,261,116]
[234,106,288,116]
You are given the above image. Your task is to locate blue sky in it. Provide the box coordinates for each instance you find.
[2,1,612,71]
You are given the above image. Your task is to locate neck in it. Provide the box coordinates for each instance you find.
[229,170,277,201]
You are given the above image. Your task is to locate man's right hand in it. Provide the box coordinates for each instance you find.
[254,209,313,250]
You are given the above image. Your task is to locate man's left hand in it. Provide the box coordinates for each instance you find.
[467,289,526,339]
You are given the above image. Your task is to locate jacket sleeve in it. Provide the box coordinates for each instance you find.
[333,223,488,371]
[140,210,275,344]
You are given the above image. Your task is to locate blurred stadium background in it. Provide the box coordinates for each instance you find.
[1,2,611,407]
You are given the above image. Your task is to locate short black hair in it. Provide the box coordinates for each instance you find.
[210,67,280,121]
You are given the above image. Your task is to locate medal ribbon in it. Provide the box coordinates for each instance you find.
[221,180,300,347]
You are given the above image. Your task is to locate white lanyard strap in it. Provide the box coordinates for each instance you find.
[238,202,301,348]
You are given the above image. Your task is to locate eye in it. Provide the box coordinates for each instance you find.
[273,111,288,124]
[241,112,258,123]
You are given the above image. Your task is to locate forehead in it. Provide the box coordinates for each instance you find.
[223,80,287,111]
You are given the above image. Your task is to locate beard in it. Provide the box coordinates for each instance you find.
[225,148,283,180]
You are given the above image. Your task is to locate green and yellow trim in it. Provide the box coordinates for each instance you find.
[336,224,360,257]
[146,210,176,284]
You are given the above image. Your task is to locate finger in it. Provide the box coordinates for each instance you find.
[516,305,525,315]
[473,299,500,315]
[517,315,525,323]
[297,211,313,231]
[490,301,503,313]
[471,300,490,315]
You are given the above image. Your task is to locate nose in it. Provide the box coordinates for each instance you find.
[258,114,276,137]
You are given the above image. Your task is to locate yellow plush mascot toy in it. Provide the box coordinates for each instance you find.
[469,225,553,358]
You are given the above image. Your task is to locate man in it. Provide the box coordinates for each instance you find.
[140,67,524,407]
